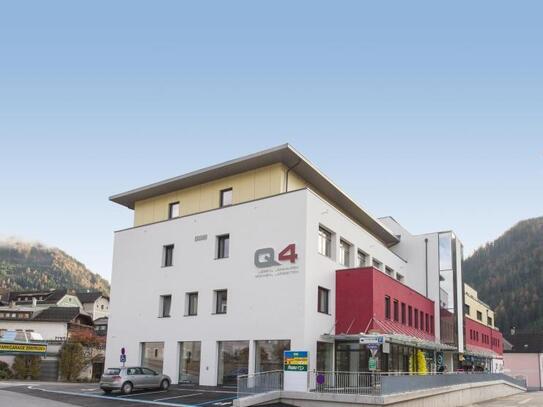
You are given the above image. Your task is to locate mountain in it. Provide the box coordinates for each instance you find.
[0,239,109,295]
[463,216,543,333]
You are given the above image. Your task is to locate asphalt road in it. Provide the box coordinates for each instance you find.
[473,392,543,407]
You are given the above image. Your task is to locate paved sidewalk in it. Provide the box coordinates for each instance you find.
[0,389,76,407]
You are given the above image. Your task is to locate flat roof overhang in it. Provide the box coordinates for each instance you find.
[109,144,399,246]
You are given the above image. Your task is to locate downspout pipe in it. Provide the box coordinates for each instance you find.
[285,159,302,192]
[425,238,429,297]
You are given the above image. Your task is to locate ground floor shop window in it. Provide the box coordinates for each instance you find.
[179,341,201,384]
[335,342,371,372]
[141,342,164,373]
[217,341,249,386]
[255,340,290,373]
[317,342,334,371]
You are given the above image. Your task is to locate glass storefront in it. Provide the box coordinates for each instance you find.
[179,341,201,384]
[255,340,290,373]
[317,341,334,371]
[217,341,249,386]
[439,232,459,348]
[141,342,164,373]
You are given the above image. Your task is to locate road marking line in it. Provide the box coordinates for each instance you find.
[119,390,168,397]
[26,386,196,407]
[154,393,203,401]
[195,396,237,406]
[518,398,533,405]
[170,388,238,394]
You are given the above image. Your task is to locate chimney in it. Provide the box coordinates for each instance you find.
[32,297,37,308]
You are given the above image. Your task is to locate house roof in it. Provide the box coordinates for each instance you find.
[504,333,543,353]
[8,289,68,304]
[110,144,399,246]
[76,291,108,303]
[32,307,89,323]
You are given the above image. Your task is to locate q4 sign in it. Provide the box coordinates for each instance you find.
[254,244,298,268]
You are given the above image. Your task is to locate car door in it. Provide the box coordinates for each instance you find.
[127,367,145,388]
[141,368,160,387]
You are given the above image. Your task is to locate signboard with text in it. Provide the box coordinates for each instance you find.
[254,244,300,278]
[284,351,308,372]
[0,342,47,355]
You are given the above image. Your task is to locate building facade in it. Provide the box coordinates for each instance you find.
[106,144,487,385]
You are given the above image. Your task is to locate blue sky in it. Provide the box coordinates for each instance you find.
[0,1,541,281]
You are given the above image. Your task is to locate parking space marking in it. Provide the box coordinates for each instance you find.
[194,396,236,406]
[27,386,195,407]
[154,393,203,401]
[170,388,237,394]
[119,390,168,397]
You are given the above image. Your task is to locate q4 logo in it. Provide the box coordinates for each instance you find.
[254,244,298,268]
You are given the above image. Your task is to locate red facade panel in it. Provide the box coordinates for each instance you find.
[336,267,435,341]
[464,316,503,355]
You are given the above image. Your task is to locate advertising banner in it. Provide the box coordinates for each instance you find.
[0,342,47,355]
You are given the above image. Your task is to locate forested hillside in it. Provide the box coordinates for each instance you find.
[463,216,543,332]
[0,239,109,294]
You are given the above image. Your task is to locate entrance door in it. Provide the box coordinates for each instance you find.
[179,341,201,384]
[217,341,249,386]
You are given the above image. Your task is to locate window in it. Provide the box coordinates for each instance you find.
[420,310,424,331]
[357,250,368,267]
[393,300,399,321]
[385,266,394,277]
[159,295,172,318]
[408,306,413,326]
[430,316,434,334]
[339,239,351,267]
[215,290,228,314]
[168,202,180,219]
[318,287,330,314]
[487,316,493,326]
[476,311,483,321]
[217,235,230,259]
[385,296,391,319]
[401,303,406,324]
[464,304,470,315]
[396,273,404,283]
[425,314,429,332]
[220,188,233,207]
[318,227,332,257]
[187,292,198,316]
[163,245,174,267]
[372,258,383,270]
[414,308,419,329]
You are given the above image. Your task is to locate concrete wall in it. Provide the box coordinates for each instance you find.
[504,353,541,390]
[0,320,67,341]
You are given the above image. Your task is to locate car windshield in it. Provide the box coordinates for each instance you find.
[104,368,121,375]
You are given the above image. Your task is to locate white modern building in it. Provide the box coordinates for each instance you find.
[106,144,469,386]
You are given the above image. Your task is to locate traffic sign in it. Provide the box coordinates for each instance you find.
[368,357,377,371]
[367,343,380,356]
[120,354,126,363]
[359,335,384,345]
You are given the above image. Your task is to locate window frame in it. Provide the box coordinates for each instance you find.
[339,239,352,267]
[356,250,368,267]
[214,290,228,314]
[384,296,391,320]
[186,292,198,316]
[216,234,230,259]
[318,226,332,258]
[163,244,174,267]
[401,302,406,324]
[168,202,180,219]
[317,286,330,314]
[372,258,383,270]
[220,188,233,207]
[159,295,172,318]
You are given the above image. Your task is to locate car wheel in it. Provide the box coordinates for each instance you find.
[121,382,133,395]
[160,379,170,390]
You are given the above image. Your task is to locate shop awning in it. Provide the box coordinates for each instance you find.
[464,345,502,359]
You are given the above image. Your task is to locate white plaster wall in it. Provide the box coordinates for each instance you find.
[0,321,67,341]
[106,190,309,385]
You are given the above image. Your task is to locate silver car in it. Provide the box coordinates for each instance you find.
[100,367,171,394]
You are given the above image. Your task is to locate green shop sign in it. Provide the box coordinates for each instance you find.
[284,351,308,372]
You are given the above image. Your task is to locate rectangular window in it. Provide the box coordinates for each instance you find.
[401,303,406,324]
[318,227,332,257]
[217,235,230,259]
[385,266,394,277]
[168,202,180,219]
[393,300,399,322]
[464,304,470,315]
[339,239,351,267]
[420,310,424,331]
[414,308,419,329]
[214,290,228,314]
[159,295,172,318]
[430,316,434,334]
[385,296,391,320]
[255,340,291,373]
[487,316,493,326]
[476,311,483,321]
[220,188,233,207]
[179,341,201,384]
[186,292,198,316]
[425,313,429,332]
[372,258,383,270]
[141,342,164,373]
[396,273,404,283]
[408,306,413,326]
[357,250,367,267]
[163,245,174,267]
[318,287,330,314]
